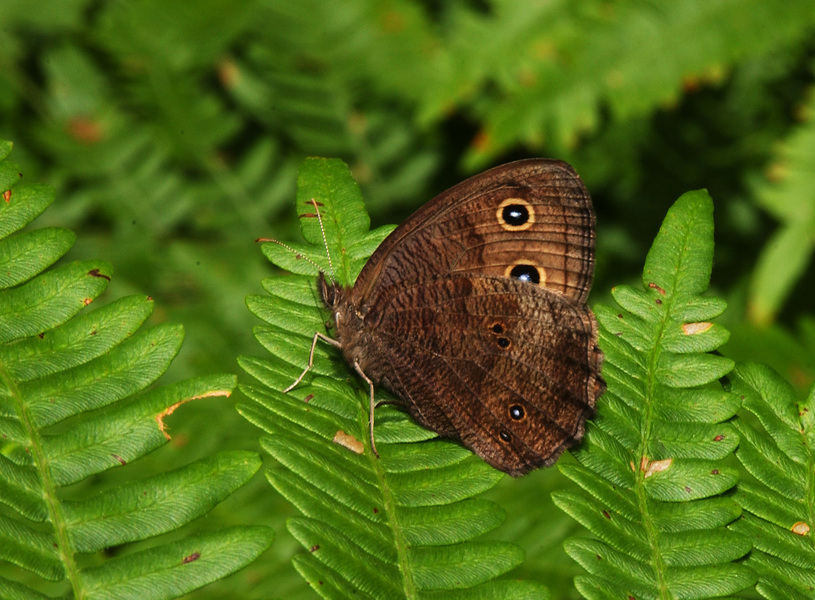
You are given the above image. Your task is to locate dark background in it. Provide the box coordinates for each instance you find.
[2,1,814,597]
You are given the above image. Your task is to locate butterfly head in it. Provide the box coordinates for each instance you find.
[317,271,339,307]
[317,271,353,316]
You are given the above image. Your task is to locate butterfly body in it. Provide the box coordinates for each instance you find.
[315,159,604,477]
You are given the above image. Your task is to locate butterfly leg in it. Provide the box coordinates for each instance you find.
[353,361,380,458]
[283,331,342,393]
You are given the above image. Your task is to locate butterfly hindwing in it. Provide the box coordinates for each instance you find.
[359,276,601,476]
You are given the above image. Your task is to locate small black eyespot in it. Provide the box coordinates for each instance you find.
[509,405,525,420]
[509,264,540,284]
[491,323,504,334]
[499,430,512,442]
[497,337,510,348]
[502,204,529,226]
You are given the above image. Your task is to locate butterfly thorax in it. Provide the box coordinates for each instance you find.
[317,272,384,385]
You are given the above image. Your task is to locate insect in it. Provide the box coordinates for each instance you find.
[275,159,604,476]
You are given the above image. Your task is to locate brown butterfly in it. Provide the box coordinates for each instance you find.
[285,159,604,477]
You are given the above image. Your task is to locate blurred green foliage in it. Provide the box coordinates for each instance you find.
[1,0,814,598]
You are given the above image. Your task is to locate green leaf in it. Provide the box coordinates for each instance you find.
[454,0,815,167]
[557,190,755,597]
[0,142,273,599]
[80,527,274,600]
[748,86,815,325]
[730,363,815,599]
[240,157,548,598]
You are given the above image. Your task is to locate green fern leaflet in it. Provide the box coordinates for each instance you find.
[0,141,273,600]
[240,157,549,599]
[553,191,757,598]
[730,363,815,599]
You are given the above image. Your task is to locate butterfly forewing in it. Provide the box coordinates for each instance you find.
[352,159,595,306]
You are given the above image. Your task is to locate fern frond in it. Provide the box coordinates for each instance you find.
[240,157,549,599]
[748,83,815,325]
[0,141,273,599]
[453,0,815,166]
[730,363,815,599]
[553,190,756,597]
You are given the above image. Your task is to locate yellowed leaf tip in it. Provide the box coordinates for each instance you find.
[156,389,233,440]
[333,430,365,454]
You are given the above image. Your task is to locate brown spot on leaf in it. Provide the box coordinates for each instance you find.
[303,394,313,403]
[83,298,93,306]
[333,430,364,454]
[713,434,724,441]
[711,469,720,475]
[472,129,491,153]
[602,510,611,519]
[88,268,111,281]
[112,454,126,465]
[3,189,11,202]
[298,213,318,219]
[792,521,810,536]
[643,457,673,478]
[182,552,200,564]
[68,117,104,144]
[683,322,713,335]
[648,282,666,295]
[217,57,239,87]
[310,545,320,552]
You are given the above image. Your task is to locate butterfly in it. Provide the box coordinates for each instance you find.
[281,159,604,476]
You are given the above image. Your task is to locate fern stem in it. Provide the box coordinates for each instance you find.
[637,342,671,598]
[0,364,84,596]
[639,194,712,599]
[806,409,815,555]
[636,218,698,598]
[368,405,419,598]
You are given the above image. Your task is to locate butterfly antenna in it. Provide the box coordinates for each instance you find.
[254,238,325,273]
[256,198,336,283]
[310,198,336,285]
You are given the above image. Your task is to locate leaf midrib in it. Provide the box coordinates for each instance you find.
[325,189,419,598]
[637,212,704,599]
[0,356,82,595]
